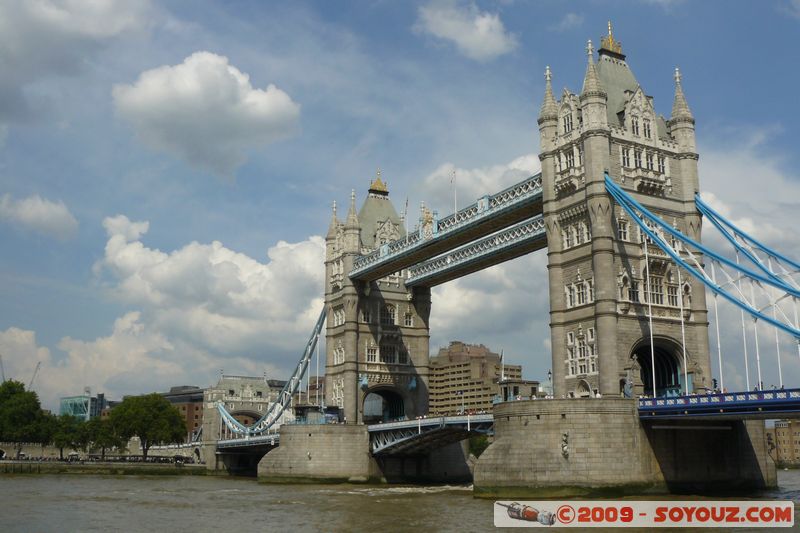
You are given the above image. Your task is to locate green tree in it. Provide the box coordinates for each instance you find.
[52,414,85,460]
[110,394,185,459]
[0,380,50,455]
[84,417,125,460]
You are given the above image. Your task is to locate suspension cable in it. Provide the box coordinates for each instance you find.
[710,261,724,392]
[643,232,657,397]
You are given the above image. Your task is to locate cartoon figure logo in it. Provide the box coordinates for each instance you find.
[496,502,556,525]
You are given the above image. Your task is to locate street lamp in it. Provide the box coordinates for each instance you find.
[459,390,465,414]
[547,369,552,398]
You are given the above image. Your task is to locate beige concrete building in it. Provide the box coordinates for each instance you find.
[767,420,800,465]
[428,341,538,415]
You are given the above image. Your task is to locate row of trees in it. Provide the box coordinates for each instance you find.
[0,380,187,459]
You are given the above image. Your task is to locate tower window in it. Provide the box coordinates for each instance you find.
[578,146,584,166]
[367,346,377,363]
[563,113,573,133]
[622,148,630,168]
[631,117,640,136]
[566,150,575,168]
[647,276,664,305]
[404,313,413,327]
[361,308,371,323]
[646,153,654,170]
[576,283,586,306]
[380,304,396,326]
[634,150,642,168]
[643,119,651,139]
[629,281,640,302]
[667,285,679,307]
[658,156,666,174]
[566,285,576,308]
[618,220,629,241]
[379,343,397,364]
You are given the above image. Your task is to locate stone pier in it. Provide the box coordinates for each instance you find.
[473,398,776,498]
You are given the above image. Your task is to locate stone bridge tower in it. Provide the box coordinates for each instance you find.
[540,24,712,399]
[324,173,431,424]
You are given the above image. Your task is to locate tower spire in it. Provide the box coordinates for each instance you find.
[326,200,339,239]
[581,39,605,98]
[345,189,359,228]
[538,65,558,122]
[671,67,694,121]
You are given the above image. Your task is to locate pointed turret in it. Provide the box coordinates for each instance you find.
[580,40,605,98]
[538,66,558,152]
[343,189,361,253]
[538,66,558,123]
[669,67,696,152]
[579,40,608,130]
[345,189,359,229]
[670,67,694,122]
[326,200,339,240]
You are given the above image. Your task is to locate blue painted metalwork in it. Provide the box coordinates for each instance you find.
[368,414,494,455]
[217,306,326,437]
[605,175,800,338]
[638,388,800,419]
[349,174,543,280]
[405,216,546,287]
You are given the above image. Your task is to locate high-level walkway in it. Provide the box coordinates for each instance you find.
[349,174,542,282]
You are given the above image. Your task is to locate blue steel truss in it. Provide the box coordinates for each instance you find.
[406,216,546,287]
[368,414,494,455]
[605,175,800,340]
[349,174,543,282]
[217,307,326,437]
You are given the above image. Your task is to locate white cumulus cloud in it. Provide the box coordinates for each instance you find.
[0,193,79,240]
[550,13,584,32]
[113,51,301,178]
[414,0,518,62]
[421,153,540,215]
[0,0,151,126]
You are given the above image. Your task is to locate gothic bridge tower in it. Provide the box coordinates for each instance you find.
[540,24,712,399]
[324,173,431,424]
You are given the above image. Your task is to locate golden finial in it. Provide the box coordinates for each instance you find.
[600,20,623,55]
[545,65,551,82]
[368,168,389,195]
[674,67,682,85]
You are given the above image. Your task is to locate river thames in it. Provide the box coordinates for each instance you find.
[1,470,800,532]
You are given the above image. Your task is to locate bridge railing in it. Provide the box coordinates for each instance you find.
[349,174,542,277]
[638,388,800,412]
[406,215,545,286]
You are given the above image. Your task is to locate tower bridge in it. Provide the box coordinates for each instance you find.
[209,24,798,494]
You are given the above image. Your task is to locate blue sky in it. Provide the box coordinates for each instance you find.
[1,0,800,409]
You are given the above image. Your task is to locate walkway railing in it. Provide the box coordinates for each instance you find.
[406,215,546,286]
[349,174,542,281]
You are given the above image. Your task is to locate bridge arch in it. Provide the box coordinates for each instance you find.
[229,410,262,426]
[628,336,688,398]
[363,386,406,424]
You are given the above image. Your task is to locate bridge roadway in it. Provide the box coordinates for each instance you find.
[349,174,542,282]
[638,388,800,420]
[214,390,800,453]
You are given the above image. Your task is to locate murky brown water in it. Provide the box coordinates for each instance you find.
[1,471,799,532]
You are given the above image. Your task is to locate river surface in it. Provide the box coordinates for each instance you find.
[2,470,800,532]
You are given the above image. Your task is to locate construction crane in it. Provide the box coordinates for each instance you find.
[28,361,41,390]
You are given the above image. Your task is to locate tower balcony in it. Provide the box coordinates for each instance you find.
[620,167,672,196]
[554,166,585,197]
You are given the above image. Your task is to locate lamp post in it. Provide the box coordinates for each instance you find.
[547,369,552,398]
[459,390,465,415]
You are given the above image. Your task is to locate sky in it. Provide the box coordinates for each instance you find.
[1,0,800,410]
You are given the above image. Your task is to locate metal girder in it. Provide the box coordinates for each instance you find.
[368,415,494,455]
[349,174,543,282]
[638,388,800,420]
[405,216,546,287]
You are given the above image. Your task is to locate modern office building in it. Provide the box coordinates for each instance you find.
[428,341,539,415]
[59,389,108,421]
